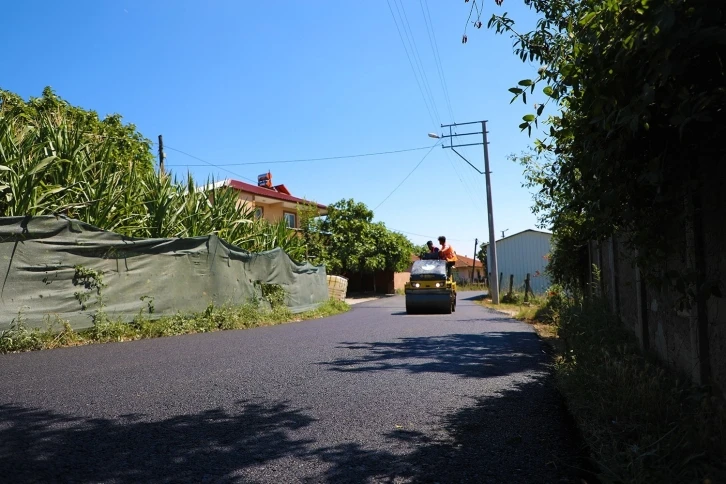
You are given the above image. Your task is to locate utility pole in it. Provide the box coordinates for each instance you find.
[429,121,500,303]
[481,122,500,304]
[471,238,478,283]
[158,135,165,175]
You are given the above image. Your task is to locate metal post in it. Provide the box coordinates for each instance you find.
[482,121,500,304]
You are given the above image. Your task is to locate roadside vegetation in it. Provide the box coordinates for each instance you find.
[464,0,726,481]
[0,88,307,256]
[0,298,348,354]
[0,88,412,346]
[452,282,486,292]
[479,285,725,482]
[299,198,415,286]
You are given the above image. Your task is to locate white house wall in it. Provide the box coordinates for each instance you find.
[488,231,552,294]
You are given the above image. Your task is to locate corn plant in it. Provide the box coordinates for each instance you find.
[0,87,310,258]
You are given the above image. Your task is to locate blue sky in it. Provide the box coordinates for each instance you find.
[2,0,547,258]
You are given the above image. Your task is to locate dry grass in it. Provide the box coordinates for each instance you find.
[478,293,563,353]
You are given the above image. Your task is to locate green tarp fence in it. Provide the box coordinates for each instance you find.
[0,216,328,330]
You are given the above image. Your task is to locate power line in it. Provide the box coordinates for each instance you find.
[388,227,467,243]
[420,0,456,122]
[163,145,434,167]
[386,0,438,129]
[443,148,486,211]
[388,2,484,212]
[163,145,256,183]
[373,142,439,211]
[394,0,442,124]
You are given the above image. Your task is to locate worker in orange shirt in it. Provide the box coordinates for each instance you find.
[437,235,457,279]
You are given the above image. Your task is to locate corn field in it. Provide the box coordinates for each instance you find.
[0,88,305,259]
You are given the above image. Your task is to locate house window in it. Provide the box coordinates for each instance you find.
[284,212,297,228]
[254,207,264,219]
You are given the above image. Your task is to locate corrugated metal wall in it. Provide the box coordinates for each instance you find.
[487,231,552,294]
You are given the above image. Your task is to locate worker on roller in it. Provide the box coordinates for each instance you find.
[437,236,457,278]
[426,240,439,255]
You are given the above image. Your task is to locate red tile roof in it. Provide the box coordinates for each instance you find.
[223,179,327,210]
[454,255,477,269]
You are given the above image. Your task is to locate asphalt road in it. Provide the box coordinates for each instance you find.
[0,292,586,483]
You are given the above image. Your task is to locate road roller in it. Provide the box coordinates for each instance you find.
[404,258,457,314]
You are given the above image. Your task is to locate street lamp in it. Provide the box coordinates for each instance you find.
[426,121,500,304]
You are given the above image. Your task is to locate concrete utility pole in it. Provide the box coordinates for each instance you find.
[428,121,500,303]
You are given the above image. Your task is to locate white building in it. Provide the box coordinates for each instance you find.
[482,229,553,294]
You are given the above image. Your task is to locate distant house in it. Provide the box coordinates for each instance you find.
[481,229,553,294]
[452,255,483,284]
[207,171,327,228]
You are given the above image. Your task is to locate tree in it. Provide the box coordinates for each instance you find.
[476,242,488,280]
[315,199,414,279]
[466,0,725,300]
[376,226,415,273]
[297,201,328,265]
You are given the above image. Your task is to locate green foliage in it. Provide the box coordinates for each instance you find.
[533,284,567,324]
[297,201,328,265]
[415,244,430,258]
[316,199,415,275]
[0,315,82,353]
[0,299,349,354]
[500,292,521,304]
[0,87,304,257]
[257,282,287,309]
[475,243,487,275]
[479,0,725,296]
[555,298,726,482]
[72,265,107,310]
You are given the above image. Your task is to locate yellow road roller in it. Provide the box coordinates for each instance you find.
[404,258,457,314]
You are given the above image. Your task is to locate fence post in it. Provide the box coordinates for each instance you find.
[598,240,606,298]
[634,250,650,351]
[609,236,620,317]
[524,273,531,302]
[508,274,514,297]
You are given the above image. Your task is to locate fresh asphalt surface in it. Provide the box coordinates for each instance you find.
[0,292,585,483]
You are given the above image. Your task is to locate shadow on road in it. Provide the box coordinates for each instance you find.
[311,377,593,483]
[0,400,315,483]
[0,380,592,484]
[321,332,547,380]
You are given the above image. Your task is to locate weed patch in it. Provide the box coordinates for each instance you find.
[477,288,725,482]
[555,301,725,483]
[0,299,349,354]
[454,283,487,292]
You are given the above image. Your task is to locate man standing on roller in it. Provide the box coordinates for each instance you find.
[438,236,457,279]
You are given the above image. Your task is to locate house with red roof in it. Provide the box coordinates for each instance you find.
[452,254,483,283]
[210,171,327,228]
